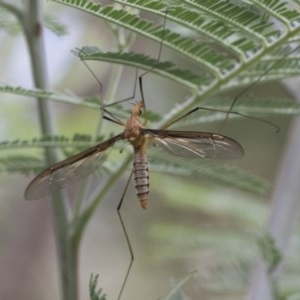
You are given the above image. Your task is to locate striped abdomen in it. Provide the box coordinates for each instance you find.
[133,149,149,209]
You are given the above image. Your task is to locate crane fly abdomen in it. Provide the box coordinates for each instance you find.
[133,149,149,209]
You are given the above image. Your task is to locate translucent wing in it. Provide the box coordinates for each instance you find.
[144,129,244,159]
[24,133,124,200]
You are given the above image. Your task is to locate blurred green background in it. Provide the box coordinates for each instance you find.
[0,2,299,300]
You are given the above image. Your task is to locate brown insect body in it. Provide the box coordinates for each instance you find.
[124,102,150,209]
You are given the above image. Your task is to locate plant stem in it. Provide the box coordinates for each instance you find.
[22,1,77,299]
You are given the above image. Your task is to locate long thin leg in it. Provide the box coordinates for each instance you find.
[104,68,140,108]
[139,8,169,111]
[220,44,300,130]
[116,170,134,300]
[162,106,279,132]
[77,49,109,111]
[102,110,125,126]
[162,43,300,133]
[78,45,141,108]
[116,10,169,299]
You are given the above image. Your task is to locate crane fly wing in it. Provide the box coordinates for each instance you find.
[144,129,244,159]
[24,133,124,201]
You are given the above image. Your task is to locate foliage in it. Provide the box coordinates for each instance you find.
[258,233,282,274]
[89,274,107,300]
[2,0,300,182]
[1,1,300,300]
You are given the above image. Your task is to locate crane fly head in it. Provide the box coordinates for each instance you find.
[138,101,145,112]
[132,101,145,117]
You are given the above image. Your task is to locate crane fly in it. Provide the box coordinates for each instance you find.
[23,6,248,208]
[24,100,244,207]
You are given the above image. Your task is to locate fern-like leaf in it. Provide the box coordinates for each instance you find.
[73,47,204,89]
[89,274,107,300]
[150,156,268,195]
[0,134,104,150]
[44,13,69,36]
[0,85,100,108]
[258,233,282,274]
[0,155,44,174]
[51,0,300,125]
